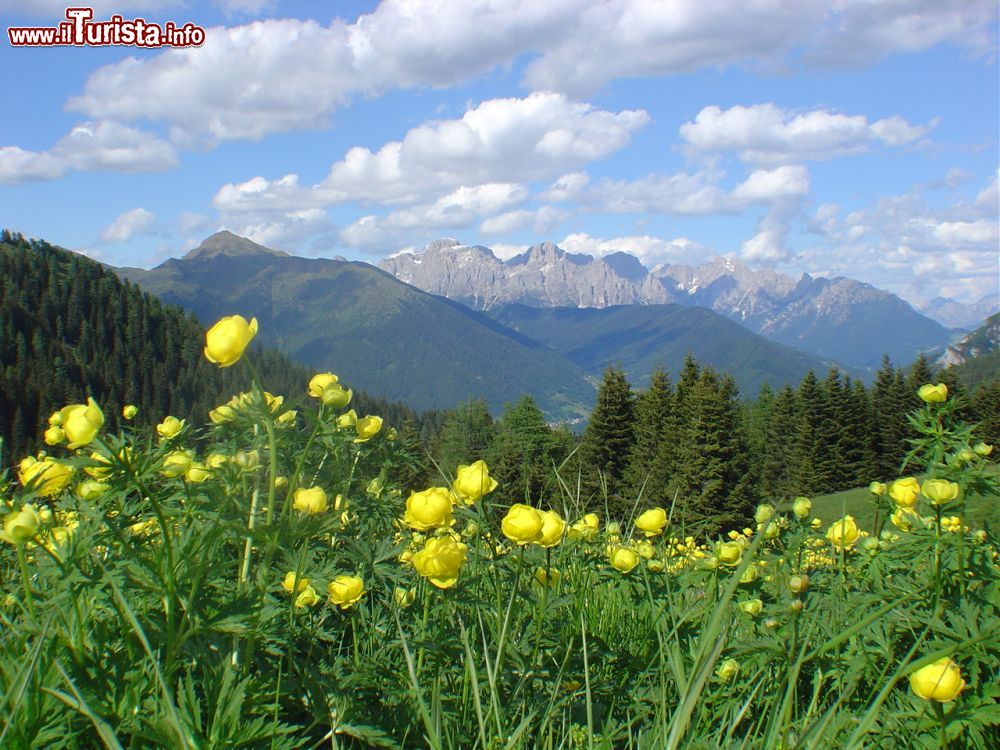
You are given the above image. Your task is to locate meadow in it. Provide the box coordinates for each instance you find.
[0,315,997,749]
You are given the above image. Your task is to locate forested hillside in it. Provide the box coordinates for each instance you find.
[0,231,434,467]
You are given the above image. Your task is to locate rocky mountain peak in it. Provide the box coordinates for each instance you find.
[183,230,289,260]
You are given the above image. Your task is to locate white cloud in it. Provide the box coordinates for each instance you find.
[220,208,334,252]
[0,121,177,184]
[541,172,590,202]
[59,1,994,143]
[480,205,569,235]
[340,183,528,250]
[681,104,937,163]
[100,208,156,243]
[213,93,648,210]
[558,232,714,268]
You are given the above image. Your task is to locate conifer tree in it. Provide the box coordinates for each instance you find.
[489,395,560,506]
[622,369,675,506]
[789,371,822,494]
[579,366,636,514]
[436,398,495,477]
[760,385,798,499]
[871,356,908,479]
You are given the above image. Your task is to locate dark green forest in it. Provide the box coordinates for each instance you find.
[2,231,996,533]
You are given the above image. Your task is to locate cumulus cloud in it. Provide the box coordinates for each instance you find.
[680,104,937,163]
[220,208,335,252]
[557,232,715,268]
[480,206,569,235]
[0,121,177,184]
[100,208,156,243]
[58,1,995,143]
[213,93,648,210]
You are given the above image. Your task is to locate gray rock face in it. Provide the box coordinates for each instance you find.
[378,238,952,368]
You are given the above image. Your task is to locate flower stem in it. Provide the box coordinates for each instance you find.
[17,544,35,618]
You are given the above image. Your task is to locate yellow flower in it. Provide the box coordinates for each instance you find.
[184,462,210,483]
[206,453,229,469]
[537,510,566,548]
[294,585,320,609]
[43,426,65,445]
[354,415,383,443]
[234,450,260,469]
[825,515,861,549]
[327,575,366,609]
[18,456,73,496]
[917,383,948,403]
[403,487,454,531]
[394,587,416,607]
[501,504,544,545]
[635,507,667,537]
[716,658,739,682]
[208,404,236,424]
[75,480,108,501]
[891,507,920,531]
[156,416,185,440]
[122,404,138,420]
[973,442,993,456]
[788,574,810,594]
[336,409,358,429]
[204,315,257,367]
[534,566,561,587]
[754,504,775,525]
[868,481,887,496]
[322,383,353,409]
[568,513,600,540]
[792,496,812,519]
[909,657,965,702]
[889,477,920,508]
[738,599,763,617]
[609,547,639,573]
[921,478,959,505]
[739,564,759,584]
[59,397,104,449]
[452,460,499,503]
[636,540,655,559]
[282,571,310,592]
[276,410,297,427]
[716,541,743,567]
[412,536,468,589]
[293,486,329,514]
[0,505,42,545]
[48,411,63,426]
[160,450,193,478]
[308,372,338,398]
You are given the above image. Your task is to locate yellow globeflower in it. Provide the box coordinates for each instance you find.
[568,513,600,540]
[635,507,667,537]
[293,486,329,514]
[909,657,965,702]
[156,416,185,440]
[537,510,566,548]
[122,404,138,420]
[59,397,104,449]
[336,409,358,429]
[792,496,812,519]
[534,566,561,587]
[921,479,959,506]
[403,487,454,531]
[452,460,499,504]
[716,541,743,567]
[609,547,639,573]
[208,404,236,424]
[308,372,338,398]
[328,576,366,609]
[868,481,887,496]
[18,456,73,496]
[184,462,210,483]
[0,505,42,545]
[788,574,810,594]
[825,515,861,549]
[393,587,416,607]
[917,383,948,403]
[294,585,320,609]
[281,571,310,593]
[204,315,258,367]
[715,658,739,682]
[75,480,108,501]
[160,450,193,478]
[412,536,468,589]
[354,415,383,443]
[321,383,352,409]
[738,599,763,617]
[501,504,544,545]
[889,477,920,508]
[973,442,993,456]
[43,426,65,446]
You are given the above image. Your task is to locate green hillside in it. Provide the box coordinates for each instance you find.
[119,232,595,419]
[0,232,426,467]
[490,302,842,395]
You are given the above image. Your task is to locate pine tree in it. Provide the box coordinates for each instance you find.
[488,395,560,506]
[622,369,675,506]
[436,398,494,477]
[579,366,636,515]
[871,356,908,480]
[760,385,798,499]
[789,371,823,494]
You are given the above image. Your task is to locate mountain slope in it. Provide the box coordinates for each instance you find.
[490,303,839,395]
[120,232,595,418]
[380,239,952,370]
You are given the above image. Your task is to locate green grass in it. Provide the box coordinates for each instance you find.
[810,462,1000,530]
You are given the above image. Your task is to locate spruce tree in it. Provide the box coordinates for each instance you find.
[790,371,822,494]
[488,395,559,506]
[760,385,798,499]
[579,366,636,515]
[622,369,675,506]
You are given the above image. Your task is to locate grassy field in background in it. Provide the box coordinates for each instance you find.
[809,462,1000,530]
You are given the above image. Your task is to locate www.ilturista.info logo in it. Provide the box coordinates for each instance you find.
[8,7,205,48]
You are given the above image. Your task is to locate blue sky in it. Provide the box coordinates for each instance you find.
[1,0,997,310]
